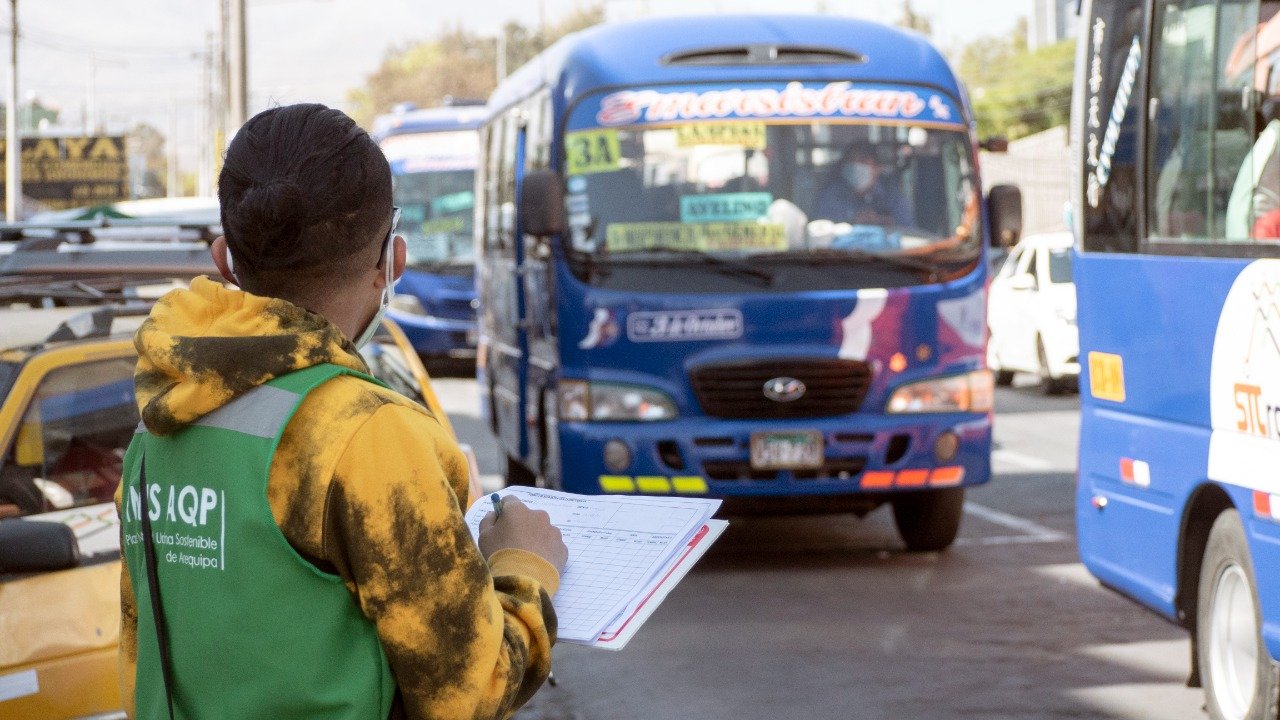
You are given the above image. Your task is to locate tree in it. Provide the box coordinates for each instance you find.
[955,18,1074,140]
[348,6,604,128]
[896,0,932,36]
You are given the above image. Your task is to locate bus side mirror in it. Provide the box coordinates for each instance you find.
[986,184,1023,247]
[520,170,566,238]
[0,519,81,574]
[980,136,1010,153]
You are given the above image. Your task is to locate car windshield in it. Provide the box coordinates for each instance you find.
[1047,248,1072,284]
[381,130,478,269]
[564,120,980,291]
[0,357,137,519]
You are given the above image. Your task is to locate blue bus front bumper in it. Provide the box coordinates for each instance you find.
[386,309,477,358]
[556,412,991,498]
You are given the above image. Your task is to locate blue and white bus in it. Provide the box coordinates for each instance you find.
[478,15,1021,551]
[1074,0,1280,717]
[372,102,486,364]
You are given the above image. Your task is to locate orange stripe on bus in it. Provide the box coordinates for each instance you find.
[896,469,929,487]
[929,467,965,487]
[861,471,895,489]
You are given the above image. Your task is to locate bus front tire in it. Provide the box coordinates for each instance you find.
[1196,510,1280,720]
[891,487,964,552]
[502,455,538,487]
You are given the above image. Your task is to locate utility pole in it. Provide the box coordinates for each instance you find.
[496,31,507,84]
[6,0,20,221]
[167,102,178,198]
[199,33,214,197]
[228,0,247,132]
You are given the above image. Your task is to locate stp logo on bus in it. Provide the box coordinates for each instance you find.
[763,377,806,403]
[1209,261,1280,491]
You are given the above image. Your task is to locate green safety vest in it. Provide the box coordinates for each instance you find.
[120,363,396,720]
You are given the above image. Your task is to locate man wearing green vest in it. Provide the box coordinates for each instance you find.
[116,103,567,720]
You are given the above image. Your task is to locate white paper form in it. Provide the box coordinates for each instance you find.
[593,518,728,650]
[465,487,720,643]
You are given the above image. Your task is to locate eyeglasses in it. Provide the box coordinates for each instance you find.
[376,206,401,270]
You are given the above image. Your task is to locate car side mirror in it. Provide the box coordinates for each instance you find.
[520,169,566,239]
[986,184,1023,248]
[0,519,80,574]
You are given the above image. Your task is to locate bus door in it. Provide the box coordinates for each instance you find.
[518,94,560,482]
[482,110,531,460]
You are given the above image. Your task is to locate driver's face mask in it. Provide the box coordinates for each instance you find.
[842,161,877,193]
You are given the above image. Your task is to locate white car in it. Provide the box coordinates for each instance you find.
[987,231,1079,394]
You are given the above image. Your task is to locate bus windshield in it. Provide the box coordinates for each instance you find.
[381,130,478,269]
[564,121,980,289]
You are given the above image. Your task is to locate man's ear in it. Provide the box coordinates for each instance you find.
[210,236,239,286]
[390,235,407,284]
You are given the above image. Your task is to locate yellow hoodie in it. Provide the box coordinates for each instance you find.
[118,277,558,720]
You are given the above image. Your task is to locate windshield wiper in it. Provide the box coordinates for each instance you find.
[605,245,775,286]
[766,248,949,280]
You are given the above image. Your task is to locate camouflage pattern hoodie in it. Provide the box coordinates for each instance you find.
[117,276,558,719]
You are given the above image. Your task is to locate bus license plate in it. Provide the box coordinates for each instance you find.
[750,431,824,470]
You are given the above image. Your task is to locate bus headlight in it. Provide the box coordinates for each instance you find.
[389,294,428,316]
[558,380,678,422]
[887,370,994,414]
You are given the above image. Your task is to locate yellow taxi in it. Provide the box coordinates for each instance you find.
[0,301,463,720]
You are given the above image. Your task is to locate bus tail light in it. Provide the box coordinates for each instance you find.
[886,370,994,414]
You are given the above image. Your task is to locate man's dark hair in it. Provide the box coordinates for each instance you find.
[217,103,392,303]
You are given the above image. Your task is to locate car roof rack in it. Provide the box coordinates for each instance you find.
[0,217,221,245]
[0,219,218,280]
[0,274,189,307]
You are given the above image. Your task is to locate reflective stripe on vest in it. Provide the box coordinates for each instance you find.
[192,384,301,438]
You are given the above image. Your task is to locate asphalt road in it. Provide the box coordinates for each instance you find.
[431,372,1206,720]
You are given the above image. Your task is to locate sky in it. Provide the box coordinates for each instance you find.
[13,0,1030,174]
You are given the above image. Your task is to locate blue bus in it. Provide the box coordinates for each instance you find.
[478,15,1021,551]
[1074,0,1280,717]
[372,102,487,364]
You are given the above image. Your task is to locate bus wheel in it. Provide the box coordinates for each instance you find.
[891,487,964,552]
[1197,510,1280,720]
[502,455,538,487]
[993,369,1015,387]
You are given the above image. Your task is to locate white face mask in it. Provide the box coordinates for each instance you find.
[353,234,397,350]
[842,161,876,192]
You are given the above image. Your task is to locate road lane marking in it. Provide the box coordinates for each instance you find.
[1031,563,1101,588]
[955,534,1068,547]
[992,448,1055,470]
[1077,640,1190,680]
[963,502,1069,542]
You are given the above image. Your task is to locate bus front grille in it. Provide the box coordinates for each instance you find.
[689,358,872,419]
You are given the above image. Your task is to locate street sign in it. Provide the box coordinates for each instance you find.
[0,136,128,211]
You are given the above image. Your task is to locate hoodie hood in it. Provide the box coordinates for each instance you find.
[134,276,368,435]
